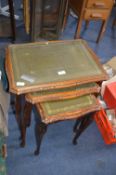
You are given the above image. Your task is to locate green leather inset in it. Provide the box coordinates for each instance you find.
[40,95,97,116]
[9,40,102,87]
[30,82,98,96]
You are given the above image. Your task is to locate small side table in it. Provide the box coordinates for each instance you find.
[69,0,114,43]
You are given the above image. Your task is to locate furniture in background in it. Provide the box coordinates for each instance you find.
[69,0,114,42]
[23,0,30,34]
[5,39,108,155]
[23,0,68,41]
[0,0,15,41]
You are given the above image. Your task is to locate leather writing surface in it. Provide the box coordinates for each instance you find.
[6,39,108,94]
[30,83,98,96]
[9,40,103,85]
[36,94,100,124]
[25,82,100,103]
[40,94,98,116]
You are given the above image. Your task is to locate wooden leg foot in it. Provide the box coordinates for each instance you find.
[34,149,40,156]
[72,139,78,145]
[15,95,22,130]
[73,119,81,133]
[19,135,22,140]
[72,114,93,144]
[20,141,25,148]
[34,122,47,156]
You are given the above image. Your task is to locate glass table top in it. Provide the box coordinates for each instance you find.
[6,39,107,94]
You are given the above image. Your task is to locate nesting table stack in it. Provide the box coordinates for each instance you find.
[5,39,108,155]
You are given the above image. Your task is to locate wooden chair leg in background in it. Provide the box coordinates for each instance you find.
[74,17,83,39]
[96,20,107,43]
[85,20,89,29]
[62,0,69,32]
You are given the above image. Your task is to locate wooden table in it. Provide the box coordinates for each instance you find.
[5,39,108,155]
[33,94,100,155]
[69,0,114,42]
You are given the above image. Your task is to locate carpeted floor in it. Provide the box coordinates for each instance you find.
[0,2,116,175]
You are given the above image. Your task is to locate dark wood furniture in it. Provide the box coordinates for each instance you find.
[33,95,100,155]
[23,0,68,41]
[69,0,114,42]
[19,83,100,149]
[23,0,30,34]
[26,82,100,103]
[0,0,15,41]
[5,39,108,155]
[5,39,108,95]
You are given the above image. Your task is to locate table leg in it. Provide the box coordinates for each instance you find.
[15,95,22,131]
[73,118,82,132]
[72,114,93,145]
[96,20,107,43]
[20,102,32,147]
[74,17,82,39]
[34,122,47,156]
[85,20,89,29]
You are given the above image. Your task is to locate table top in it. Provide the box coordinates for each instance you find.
[6,39,108,94]
[36,94,100,124]
[26,82,100,103]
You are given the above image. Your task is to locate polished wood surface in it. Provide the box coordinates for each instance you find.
[5,40,107,155]
[26,83,100,104]
[23,0,30,34]
[36,95,100,124]
[33,94,100,155]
